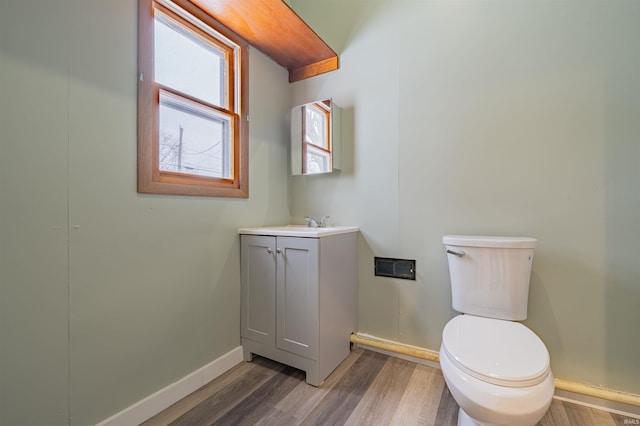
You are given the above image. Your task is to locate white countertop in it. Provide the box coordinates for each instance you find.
[238,225,359,238]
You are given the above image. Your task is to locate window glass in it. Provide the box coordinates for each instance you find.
[159,91,233,178]
[154,13,225,107]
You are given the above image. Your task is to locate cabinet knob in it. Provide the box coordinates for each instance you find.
[276,248,282,254]
[267,248,273,254]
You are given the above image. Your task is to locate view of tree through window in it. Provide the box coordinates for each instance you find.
[159,91,232,178]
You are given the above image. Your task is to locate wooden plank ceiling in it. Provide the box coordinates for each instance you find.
[188,0,339,82]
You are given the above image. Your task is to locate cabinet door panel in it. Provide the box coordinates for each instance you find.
[241,235,276,345]
[276,237,318,359]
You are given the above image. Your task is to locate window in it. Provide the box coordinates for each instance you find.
[138,0,248,197]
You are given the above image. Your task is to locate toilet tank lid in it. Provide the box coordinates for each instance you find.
[443,235,537,248]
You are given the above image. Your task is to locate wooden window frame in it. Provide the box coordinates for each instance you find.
[138,0,249,197]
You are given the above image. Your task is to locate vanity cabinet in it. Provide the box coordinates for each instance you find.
[239,227,358,386]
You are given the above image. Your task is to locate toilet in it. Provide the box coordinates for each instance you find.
[440,235,554,426]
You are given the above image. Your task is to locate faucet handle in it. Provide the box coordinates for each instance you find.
[319,215,330,227]
[305,216,319,228]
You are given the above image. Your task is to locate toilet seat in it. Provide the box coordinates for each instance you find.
[442,315,550,387]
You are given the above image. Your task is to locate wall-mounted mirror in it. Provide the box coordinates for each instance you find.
[291,99,342,175]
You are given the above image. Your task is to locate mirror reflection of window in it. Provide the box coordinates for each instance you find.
[305,104,325,148]
[306,145,330,174]
[302,102,331,174]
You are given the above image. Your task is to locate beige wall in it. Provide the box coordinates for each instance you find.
[0,0,291,424]
[291,0,640,395]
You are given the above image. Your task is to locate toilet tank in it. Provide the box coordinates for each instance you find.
[443,235,537,321]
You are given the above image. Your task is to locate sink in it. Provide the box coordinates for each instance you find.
[238,225,359,238]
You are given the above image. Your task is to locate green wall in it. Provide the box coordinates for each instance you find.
[290,0,640,395]
[2,0,639,424]
[0,0,291,424]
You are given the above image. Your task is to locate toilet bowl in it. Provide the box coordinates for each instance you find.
[440,314,554,426]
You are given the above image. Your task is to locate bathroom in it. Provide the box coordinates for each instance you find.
[1,0,639,425]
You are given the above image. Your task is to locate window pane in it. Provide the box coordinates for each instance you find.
[159,91,232,179]
[155,14,225,107]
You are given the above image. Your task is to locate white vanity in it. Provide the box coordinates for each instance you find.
[238,225,358,386]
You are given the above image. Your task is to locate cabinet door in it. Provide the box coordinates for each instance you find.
[276,236,319,359]
[241,235,276,346]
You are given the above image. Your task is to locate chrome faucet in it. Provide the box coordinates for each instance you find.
[305,215,330,228]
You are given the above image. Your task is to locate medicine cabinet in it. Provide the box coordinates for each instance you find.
[291,99,342,175]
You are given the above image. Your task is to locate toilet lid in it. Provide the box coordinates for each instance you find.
[442,315,550,387]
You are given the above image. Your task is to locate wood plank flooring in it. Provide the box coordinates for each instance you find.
[143,347,636,426]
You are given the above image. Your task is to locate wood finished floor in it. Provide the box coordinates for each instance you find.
[143,347,634,426]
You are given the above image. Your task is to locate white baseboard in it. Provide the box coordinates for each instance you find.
[96,346,243,426]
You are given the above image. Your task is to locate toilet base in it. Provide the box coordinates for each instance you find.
[458,408,483,426]
[440,343,554,426]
